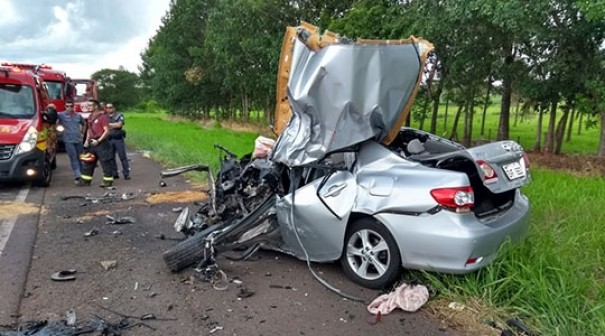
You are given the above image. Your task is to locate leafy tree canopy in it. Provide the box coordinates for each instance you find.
[91,67,143,109]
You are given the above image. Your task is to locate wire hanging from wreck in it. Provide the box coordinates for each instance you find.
[288,167,367,303]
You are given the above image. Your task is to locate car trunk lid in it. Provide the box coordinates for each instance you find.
[400,139,530,217]
[466,140,531,194]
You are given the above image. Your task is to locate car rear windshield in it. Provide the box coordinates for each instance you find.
[0,84,36,119]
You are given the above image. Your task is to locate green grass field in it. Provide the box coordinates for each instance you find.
[124,113,260,175]
[124,110,604,335]
[409,103,602,155]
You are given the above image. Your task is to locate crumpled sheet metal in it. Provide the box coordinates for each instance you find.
[271,34,432,167]
[0,321,72,336]
[367,283,429,315]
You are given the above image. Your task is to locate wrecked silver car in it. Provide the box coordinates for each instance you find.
[162,23,531,290]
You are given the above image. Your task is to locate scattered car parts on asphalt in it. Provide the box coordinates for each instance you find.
[50,270,77,282]
[83,228,98,237]
[105,215,136,225]
[61,191,138,205]
[0,306,176,336]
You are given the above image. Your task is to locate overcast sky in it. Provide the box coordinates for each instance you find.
[0,0,171,78]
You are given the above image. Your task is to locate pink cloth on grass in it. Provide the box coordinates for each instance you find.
[368,283,429,315]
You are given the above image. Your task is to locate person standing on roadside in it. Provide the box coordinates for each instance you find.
[106,103,130,179]
[78,99,116,187]
[57,99,85,184]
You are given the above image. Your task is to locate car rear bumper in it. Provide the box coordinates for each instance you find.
[0,147,47,182]
[376,190,530,274]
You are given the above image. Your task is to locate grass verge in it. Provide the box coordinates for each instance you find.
[124,112,261,181]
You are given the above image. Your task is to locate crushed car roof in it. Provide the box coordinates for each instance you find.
[272,22,433,167]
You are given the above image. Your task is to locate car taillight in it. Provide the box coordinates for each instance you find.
[522,152,531,169]
[477,160,498,184]
[430,186,474,213]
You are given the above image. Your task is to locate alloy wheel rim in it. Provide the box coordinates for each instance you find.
[345,228,390,280]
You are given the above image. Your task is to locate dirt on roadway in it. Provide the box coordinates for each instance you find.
[7,149,460,336]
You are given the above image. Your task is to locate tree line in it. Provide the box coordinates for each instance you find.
[113,0,605,156]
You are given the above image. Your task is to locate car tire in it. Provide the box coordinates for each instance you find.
[33,158,52,187]
[340,217,402,289]
[162,225,218,272]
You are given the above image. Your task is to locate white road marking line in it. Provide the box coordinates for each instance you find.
[0,186,30,256]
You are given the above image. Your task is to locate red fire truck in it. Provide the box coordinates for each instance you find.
[0,63,99,115]
[71,78,98,114]
[0,63,99,148]
[0,64,57,186]
[1,63,70,111]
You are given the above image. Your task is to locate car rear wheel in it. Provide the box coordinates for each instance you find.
[340,217,401,289]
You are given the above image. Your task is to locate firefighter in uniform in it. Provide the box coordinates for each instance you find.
[77,99,116,187]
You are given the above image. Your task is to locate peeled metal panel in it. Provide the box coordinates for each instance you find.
[274,23,340,136]
[273,26,298,136]
[271,37,432,167]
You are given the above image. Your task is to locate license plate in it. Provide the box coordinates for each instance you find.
[503,160,525,180]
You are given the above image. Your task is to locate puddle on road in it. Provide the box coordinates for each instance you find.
[146,190,208,204]
[0,201,40,220]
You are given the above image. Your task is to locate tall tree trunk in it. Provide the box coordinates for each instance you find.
[480,81,492,136]
[449,102,464,141]
[513,98,521,127]
[419,95,430,130]
[543,101,557,153]
[498,48,514,140]
[566,105,576,142]
[443,95,450,134]
[598,112,605,158]
[241,93,250,122]
[430,82,444,134]
[464,95,475,147]
[554,107,570,155]
[533,105,544,152]
[463,99,471,146]
[264,95,273,124]
[577,111,583,135]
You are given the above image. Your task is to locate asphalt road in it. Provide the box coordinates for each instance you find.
[0,149,457,336]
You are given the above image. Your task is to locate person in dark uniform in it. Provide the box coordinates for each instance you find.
[106,103,130,179]
[77,99,116,187]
